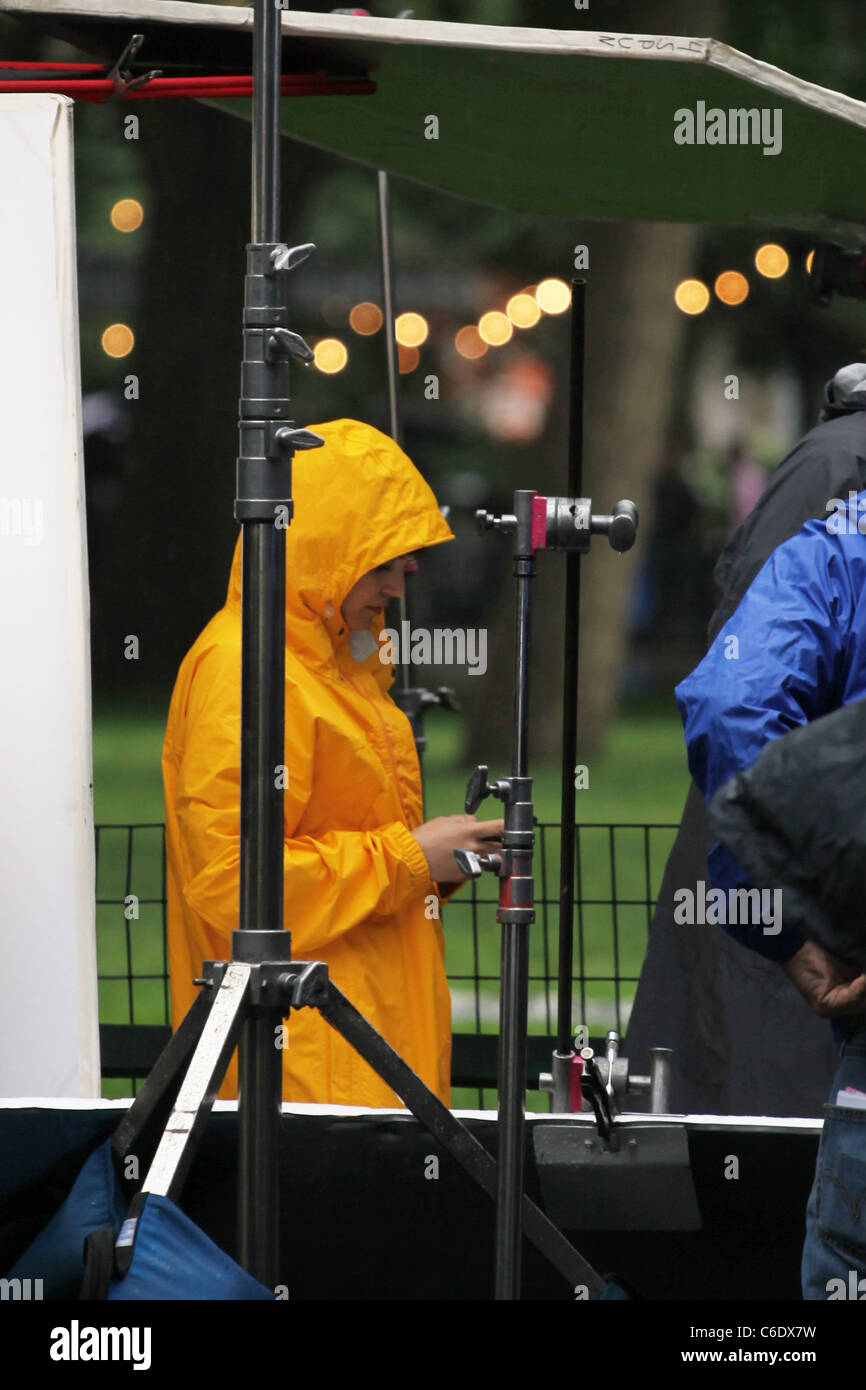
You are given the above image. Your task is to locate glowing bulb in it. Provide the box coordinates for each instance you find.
[313,338,348,373]
[395,312,428,348]
[455,326,487,359]
[101,323,134,357]
[535,278,570,314]
[715,271,749,306]
[754,243,789,278]
[806,249,815,274]
[110,198,144,233]
[478,311,513,346]
[674,280,710,315]
[398,344,420,373]
[349,302,383,335]
[506,293,541,329]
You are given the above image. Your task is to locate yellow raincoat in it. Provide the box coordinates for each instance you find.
[162,419,456,1107]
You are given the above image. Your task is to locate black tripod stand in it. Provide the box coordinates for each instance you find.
[109,0,619,1301]
[454,484,637,1299]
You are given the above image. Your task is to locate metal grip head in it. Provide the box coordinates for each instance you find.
[607,500,638,553]
[453,847,484,878]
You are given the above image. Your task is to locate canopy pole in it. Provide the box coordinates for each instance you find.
[377,166,459,809]
[376,169,402,449]
[552,279,585,1110]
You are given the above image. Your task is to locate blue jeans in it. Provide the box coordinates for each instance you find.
[802,1023,866,1299]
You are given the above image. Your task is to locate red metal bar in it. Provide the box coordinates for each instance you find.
[0,61,105,72]
[0,72,375,101]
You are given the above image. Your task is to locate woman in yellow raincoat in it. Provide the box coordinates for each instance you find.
[163,419,502,1108]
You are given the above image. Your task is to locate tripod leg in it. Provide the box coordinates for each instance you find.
[111,971,223,1161]
[318,983,606,1297]
[140,962,251,1203]
[237,1012,282,1282]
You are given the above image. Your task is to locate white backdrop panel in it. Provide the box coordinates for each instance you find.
[0,94,99,1097]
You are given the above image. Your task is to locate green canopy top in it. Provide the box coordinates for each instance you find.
[6,1,866,232]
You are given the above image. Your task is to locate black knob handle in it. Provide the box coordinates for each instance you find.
[465,764,490,814]
[607,500,638,553]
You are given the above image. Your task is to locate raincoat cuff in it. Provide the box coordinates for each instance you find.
[389,822,433,889]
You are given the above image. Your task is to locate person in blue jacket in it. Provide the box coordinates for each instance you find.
[677,488,866,1299]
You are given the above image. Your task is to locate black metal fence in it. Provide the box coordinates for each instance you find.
[95,820,678,1105]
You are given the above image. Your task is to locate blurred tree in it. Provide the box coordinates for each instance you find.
[460,0,709,763]
[17,0,863,759]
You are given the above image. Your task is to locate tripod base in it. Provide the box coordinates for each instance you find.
[116,958,607,1298]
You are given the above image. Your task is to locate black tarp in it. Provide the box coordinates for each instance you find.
[0,1104,818,1300]
[709,698,866,976]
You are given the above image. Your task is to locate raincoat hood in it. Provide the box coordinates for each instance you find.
[225,418,454,669]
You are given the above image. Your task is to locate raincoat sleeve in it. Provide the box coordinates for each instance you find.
[173,647,433,956]
[675,518,852,962]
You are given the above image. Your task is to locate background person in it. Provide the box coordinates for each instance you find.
[162,418,502,1107]
[673,476,866,1294]
[626,366,866,1116]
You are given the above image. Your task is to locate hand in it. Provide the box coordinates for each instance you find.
[783,940,866,1019]
[410,814,504,884]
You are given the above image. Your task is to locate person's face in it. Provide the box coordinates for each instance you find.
[340,553,417,631]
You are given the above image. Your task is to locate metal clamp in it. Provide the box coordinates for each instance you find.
[270,242,315,273]
[107,34,162,97]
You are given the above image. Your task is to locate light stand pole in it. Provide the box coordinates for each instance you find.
[234,0,323,1283]
[457,459,637,1298]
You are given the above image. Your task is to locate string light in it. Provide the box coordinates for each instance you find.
[101,323,134,357]
[674,279,710,315]
[110,198,144,233]
[478,311,513,346]
[349,302,383,335]
[755,243,789,278]
[535,279,570,314]
[398,344,420,373]
[395,312,428,348]
[313,338,348,373]
[506,293,541,329]
[455,326,487,359]
[715,271,749,306]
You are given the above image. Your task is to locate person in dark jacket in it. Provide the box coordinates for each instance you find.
[626,366,866,1117]
[704,693,866,1296]
[673,447,866,1295]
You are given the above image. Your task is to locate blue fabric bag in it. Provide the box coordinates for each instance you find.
[6,1136,274,1300]
[6,1139,126,1299]
[108,1195,274,1301]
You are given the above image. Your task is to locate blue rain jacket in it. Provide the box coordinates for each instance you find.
[676,495,866,962]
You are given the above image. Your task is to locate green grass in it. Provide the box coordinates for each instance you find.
[93,704,689,1106]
